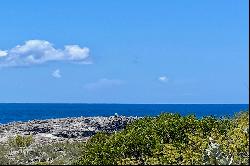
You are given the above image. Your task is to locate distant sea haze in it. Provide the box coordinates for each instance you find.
[0,104,248,124]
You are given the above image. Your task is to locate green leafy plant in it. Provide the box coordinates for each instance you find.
[74,110,249,165]
[8,134,33,149]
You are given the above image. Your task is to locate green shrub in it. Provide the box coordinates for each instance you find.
[205,111,249,165]
[8,134,33,149]
[74,110,249,165]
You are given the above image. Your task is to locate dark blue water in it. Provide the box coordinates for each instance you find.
[0,104,248,124]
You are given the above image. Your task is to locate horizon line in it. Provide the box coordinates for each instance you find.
[0,102,249,105]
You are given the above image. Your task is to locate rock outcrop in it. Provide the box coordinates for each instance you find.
[0,115,139,144]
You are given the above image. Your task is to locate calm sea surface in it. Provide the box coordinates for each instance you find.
[0,104,248,124]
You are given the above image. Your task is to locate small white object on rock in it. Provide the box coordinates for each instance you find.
[115,113,118,117]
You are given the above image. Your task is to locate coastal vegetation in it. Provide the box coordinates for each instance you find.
[74,110,249,165]
[0,138,84,165]
[0,109,249,165]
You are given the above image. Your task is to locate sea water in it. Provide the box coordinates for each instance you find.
[0,103,248,124]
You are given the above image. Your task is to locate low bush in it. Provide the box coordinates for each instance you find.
[75,110,249,165]
[8,134,33,149]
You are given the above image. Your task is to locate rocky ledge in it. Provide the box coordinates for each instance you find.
[0,114,139,145]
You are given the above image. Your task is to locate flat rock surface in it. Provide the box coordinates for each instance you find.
[0,115,139,144]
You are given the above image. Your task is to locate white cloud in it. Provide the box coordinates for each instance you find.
[52,69,61,78]
[0,50,7,57]
[0,40,90,67]
[158,76,169,83]
[84,78,123,90]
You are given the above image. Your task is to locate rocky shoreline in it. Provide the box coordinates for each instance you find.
[0,114,139,145]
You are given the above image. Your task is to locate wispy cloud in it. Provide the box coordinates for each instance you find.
[158,76,169,83]
[52,69,61,78]
[0,50,7,57]
[0,40,90,67]
[84,78,123,90]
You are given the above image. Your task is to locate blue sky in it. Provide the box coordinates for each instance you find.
[0,0,249,103]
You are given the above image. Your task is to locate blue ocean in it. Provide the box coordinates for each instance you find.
[0,104,248,124]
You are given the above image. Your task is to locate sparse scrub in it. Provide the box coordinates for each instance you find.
[0,136,85,165]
